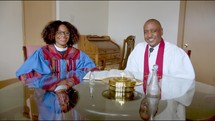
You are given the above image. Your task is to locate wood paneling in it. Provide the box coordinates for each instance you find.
[23,1,56,46]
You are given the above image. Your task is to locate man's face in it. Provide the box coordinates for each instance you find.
[143,21,163,47]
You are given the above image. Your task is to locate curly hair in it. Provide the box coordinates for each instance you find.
[41,20,80,46]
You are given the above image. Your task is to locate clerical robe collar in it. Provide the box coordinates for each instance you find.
[54,44,68,52]
[149,43,160,53]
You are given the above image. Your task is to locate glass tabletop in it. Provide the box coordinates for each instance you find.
[71,82,167,120]
[0,71,198,120]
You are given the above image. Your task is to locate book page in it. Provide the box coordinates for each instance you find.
[83,70,109,80]
[83,69,135,81]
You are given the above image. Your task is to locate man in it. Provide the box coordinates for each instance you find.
[125,19,195,100]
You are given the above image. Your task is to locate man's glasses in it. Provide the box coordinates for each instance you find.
[56,31,70,36]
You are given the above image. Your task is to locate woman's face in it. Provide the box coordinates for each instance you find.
[57,91,70,112]
[55,24,70,48]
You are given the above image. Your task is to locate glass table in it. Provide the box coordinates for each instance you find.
[0,73,215,120]
[70,81,169,120]
[24,80,194,120]
[0,71,200,120]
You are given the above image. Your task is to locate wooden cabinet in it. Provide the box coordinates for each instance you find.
[78,35,121,70]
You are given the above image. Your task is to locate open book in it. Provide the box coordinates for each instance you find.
[83,69,134,81]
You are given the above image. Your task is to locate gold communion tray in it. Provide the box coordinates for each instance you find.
[109,77,136,87]
[109,85,135,92]
[102,77,143,93]
[102,90,143,101]
[102,77,143,87]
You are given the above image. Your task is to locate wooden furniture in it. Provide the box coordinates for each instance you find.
[23,45,42,60]
[22,45,41,120]
[118,35,135,70]
[183,48,191,58]
[78,35,121,70]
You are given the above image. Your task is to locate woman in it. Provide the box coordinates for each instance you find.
[16,20,97,86]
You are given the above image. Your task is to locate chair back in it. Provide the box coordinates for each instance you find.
[22,45,42,120]
[23,45,42,60]
[119,35,135,70]
[183,48,191,58]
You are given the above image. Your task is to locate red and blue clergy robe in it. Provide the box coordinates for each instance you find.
[16,44,97,85]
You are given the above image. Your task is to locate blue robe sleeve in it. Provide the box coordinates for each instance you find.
[25,70,87,91]
[76,51,97,70]
[16,48,52,79]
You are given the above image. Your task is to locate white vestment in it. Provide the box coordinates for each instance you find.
[125,40,195,120]
[125,40,195,100]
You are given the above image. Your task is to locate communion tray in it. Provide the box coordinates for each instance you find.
[102,90,142,101]
[106,77,136,93]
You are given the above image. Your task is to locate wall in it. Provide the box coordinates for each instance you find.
[23,1,56,46]
[57,1,180,49]
[0,1,180,81]
[56,1,109,48]
[108,1,180,48]
[0,1,23,80]
[56,1,109,35]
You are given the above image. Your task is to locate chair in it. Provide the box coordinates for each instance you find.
[183,48,191,58]
[182,43,191,58]
[22,45,42,120]
[118,35,135,70]
[23,45,42,60]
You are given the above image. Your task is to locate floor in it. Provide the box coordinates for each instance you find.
[0,78,214,120]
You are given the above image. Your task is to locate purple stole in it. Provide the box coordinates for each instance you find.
[143,39,165,94]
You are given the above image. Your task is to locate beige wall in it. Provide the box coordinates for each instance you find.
[0,1,181,81]
[0,1,23,80]
[108,1,180,48]
[23,1,56,46]
[0,1,56,81]
[56,1,109,35]
[57,1,181,50]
